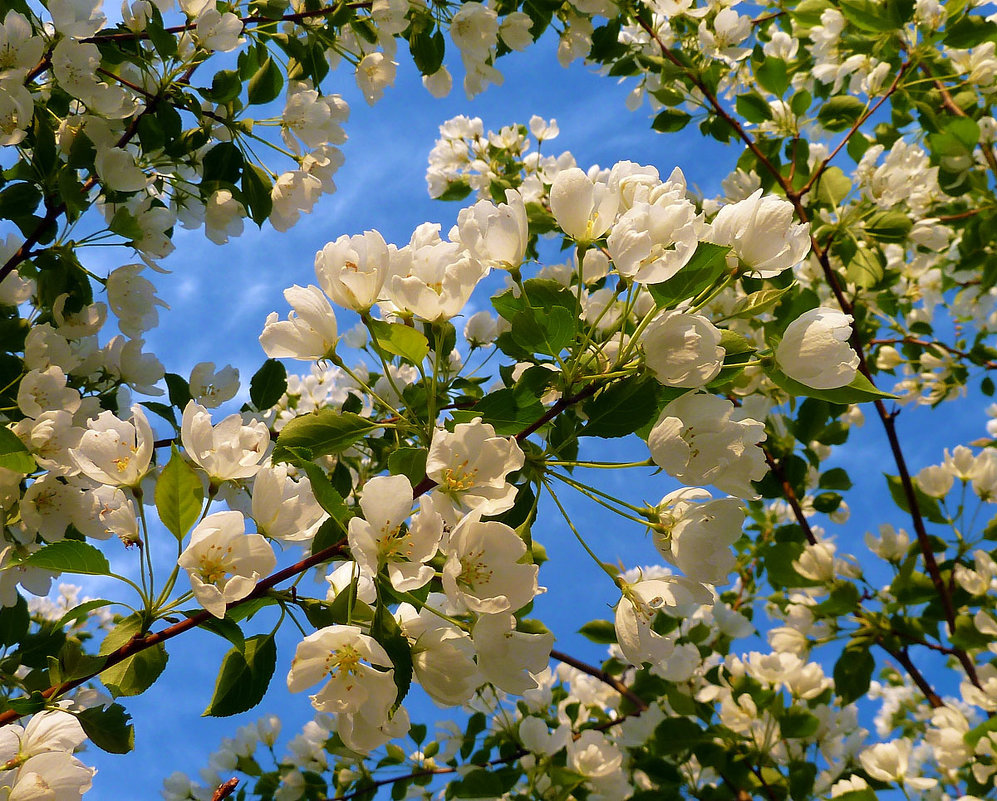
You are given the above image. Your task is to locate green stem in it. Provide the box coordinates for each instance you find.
[542,478,620,582]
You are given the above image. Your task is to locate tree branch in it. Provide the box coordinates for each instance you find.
[0,62,201,286]
[762,449,817,545]
[551,649,647,711]
[0,376,615,726]
[211,778,240,801]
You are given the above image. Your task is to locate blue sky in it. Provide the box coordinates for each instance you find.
[49,28,996,799]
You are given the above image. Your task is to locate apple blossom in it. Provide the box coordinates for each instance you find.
[314,231,389,312]
[776,307,860,390]
[251,465,327,544]
[348,474,442,591]
[708,189,810,277]
[652,488,745,584]
[606,196,701,284]
[549,167,619,241]
[451,189,528,270]
[178,511,276,618]
[641,310,725,388]
[181,402,270,483]
[471,612,554,694]
[287,626,397,742]
[425,419,525,516]
[69,405,153,488]
[648,393,767,499]
[441,510,538,614]
[259,285,339,361]
[188,362,240,409]
[615,574,713,665]
[383,223,487,322]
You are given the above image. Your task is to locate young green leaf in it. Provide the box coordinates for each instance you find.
[155,447,204,541]
[204,634,277,717]
[23,541,110,576]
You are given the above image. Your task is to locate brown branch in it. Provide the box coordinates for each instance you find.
[922,63,997,178]
[635,17,789,195]
[880,645,944,708]
[0,375,614,726]
[757,449,796,505]
[332,704,645,801]
[0,61,201,286]
[78,3,372,44]
[638,26,982,694]
[869,337,997,370]
[763,449,817,545]
[211,778,239,801]
[0,530,352,727]
[793,62,912,200]
[551,649,647,711]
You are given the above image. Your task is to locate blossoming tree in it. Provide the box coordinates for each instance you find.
[1,0,997,799]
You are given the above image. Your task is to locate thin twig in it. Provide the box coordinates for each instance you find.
[763,449,817,545]
[552,649,647,711]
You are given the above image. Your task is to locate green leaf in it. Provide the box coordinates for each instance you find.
[273,410,383,462]
[816,96,866,132]
[815,166,852,206]
[155,447,204,541]
[387,448,429,485]
[207,69,242,103]
[250,359,287,410]
[57,599,114,630]
[510,306,576,357]
[833,645,874,705]
[838,0,897,31]
[735,93,773,123]
[965,715,997,747]
[367,319,430,364]
[452,769,504,798]
[204,634,277,717]
[652,108,691,133]
[0,183,41,221]
[165,373,193,410]
[77,704,135,754]
[815,580,859,615]
[0,426,35,473]
[581,376,660,438]
[654,717,708,754]
[944,14,997,48]
[437,181,472,202]
[101,644,168,698]
[756,58,789,96]
[408,28,445,75]
[846,246,885,289]
[884,473,947,524]
[467,389,543,437]
[23,541,110,576]
[183,611,246,651]
[578,620,617,644]
[371,601,412,707]
[864,210,912,243]
[726,284,795,319]
[201,142,243,184]
[767,365,897,403]
[300,463,350,523]
[646,242,730,309]
[819,467,852,490]
[789,0,832,27]
[241,163,273,226]
[247,56,284,105]
[0,595,29,647]
[780,710,820,738]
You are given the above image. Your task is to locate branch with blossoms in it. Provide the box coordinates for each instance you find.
[5,2,997,801]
